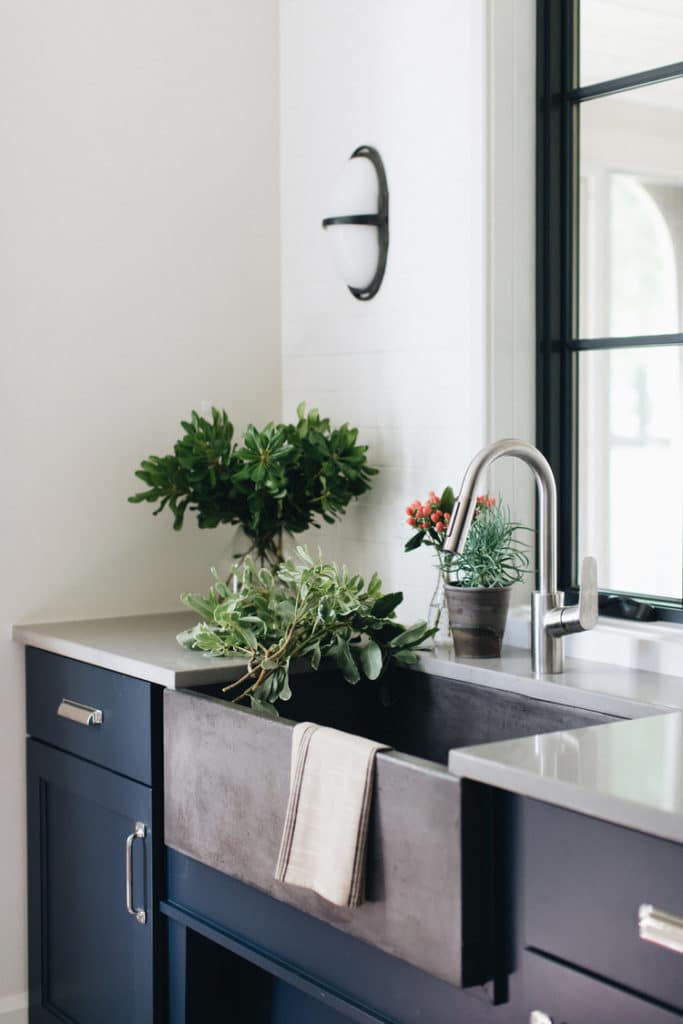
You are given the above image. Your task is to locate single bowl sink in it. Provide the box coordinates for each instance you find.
[163,667,617,987]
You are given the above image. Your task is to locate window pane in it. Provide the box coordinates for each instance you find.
[579,79,683,340]
[581,0,683,86]
[578,346,683,599]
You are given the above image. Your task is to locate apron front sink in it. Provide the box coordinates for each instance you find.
[164,668,616,987]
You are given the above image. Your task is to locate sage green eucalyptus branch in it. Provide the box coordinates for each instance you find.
[177,548,435,716]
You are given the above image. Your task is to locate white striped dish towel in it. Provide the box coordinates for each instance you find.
[274,722,389,908]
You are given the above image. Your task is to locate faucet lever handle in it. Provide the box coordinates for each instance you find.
[546,556,598,638]
[556,555,598,635]
[577,556,598,630]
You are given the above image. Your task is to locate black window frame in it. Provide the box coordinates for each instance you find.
[536,0,683,623]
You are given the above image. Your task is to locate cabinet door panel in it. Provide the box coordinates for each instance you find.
[525,950,683,1023]
[28,740,154,1024]
[522,798,683,1011]
[271,982,353,1023]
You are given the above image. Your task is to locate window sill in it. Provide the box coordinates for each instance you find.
[505,606,683,679]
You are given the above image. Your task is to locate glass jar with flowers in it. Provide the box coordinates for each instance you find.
[404,487,456,648]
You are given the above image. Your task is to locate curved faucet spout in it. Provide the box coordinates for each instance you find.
[443,438,558,594]
[441,439,598,674]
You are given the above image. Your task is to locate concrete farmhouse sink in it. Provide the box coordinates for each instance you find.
[163,668,616,987]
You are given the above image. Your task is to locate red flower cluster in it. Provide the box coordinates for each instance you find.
[476,495,496,511]
[405,491,451,534]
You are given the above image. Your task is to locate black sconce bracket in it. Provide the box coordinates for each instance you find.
[321,145,389,301]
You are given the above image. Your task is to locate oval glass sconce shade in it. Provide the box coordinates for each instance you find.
[327,223,379,294]
[322,145,389,301]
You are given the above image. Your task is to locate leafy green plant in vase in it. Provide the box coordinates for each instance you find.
[178,547,435,716]
[129,403,377,579]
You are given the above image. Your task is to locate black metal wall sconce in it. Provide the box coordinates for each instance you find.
[321,145,389,301]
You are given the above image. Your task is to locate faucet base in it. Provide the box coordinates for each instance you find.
[531,591,565,675]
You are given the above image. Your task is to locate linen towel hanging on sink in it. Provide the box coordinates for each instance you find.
[274,721,389,908]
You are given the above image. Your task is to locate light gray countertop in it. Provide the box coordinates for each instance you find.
[426,645,683,843]
[13,612,683,842]
[12,612,246,688]
[448,711,683,844]
[419,645,683,718]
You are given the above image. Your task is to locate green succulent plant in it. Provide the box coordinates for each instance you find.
[129,404,378,568]
[178,547,435,716]
[440,498,531,588]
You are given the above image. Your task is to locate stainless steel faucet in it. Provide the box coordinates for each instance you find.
[443,438,598,674]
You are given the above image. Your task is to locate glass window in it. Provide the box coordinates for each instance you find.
[581,0,683,86]
[579,346,683,598]
[538,0,683,617]
[579,80,683,339]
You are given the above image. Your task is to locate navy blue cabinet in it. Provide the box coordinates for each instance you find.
[23,645,683,1024]
[524,950,683,1024]
[27,740,155,1023]
[25,649,163,1023]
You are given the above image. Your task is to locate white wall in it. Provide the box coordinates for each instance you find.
[0,0,280,1009]
[486,0,537,594]
[280,0,488,624]
[0,0,542,1011]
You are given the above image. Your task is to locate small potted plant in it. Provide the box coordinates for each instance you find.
[405,493,530,657]
[129,403,377,579]
[441,496,530,658]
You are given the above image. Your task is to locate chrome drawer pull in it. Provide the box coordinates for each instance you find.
[57,698,103,727]
[638,903,683,955]
[125,822,147,925]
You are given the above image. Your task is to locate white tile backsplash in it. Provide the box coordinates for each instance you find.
[281,0,487,622]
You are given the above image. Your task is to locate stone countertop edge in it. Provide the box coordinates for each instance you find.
[11,611,683,706]
[7,610,683,700]
[12,612,248,688]
[448,712,683,846]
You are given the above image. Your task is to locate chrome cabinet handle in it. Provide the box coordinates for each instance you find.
[638,903,683,955]
[125,822,147,925]
[57,698,103,727]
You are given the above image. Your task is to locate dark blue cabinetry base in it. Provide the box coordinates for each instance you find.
[25,649,165,1024]
[27,740,155,1022]
[163,798,683,1024]
[24,645,683,1024]
[162,849,503,1024]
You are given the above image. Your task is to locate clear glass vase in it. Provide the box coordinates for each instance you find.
[427,567,451,650]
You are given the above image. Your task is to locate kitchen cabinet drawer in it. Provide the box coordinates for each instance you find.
[26,647,155,784]
[524,950,682,1023]
[523,798,683,1012]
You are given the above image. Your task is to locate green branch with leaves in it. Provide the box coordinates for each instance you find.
[129,404,378,569]
[177,548,435,716]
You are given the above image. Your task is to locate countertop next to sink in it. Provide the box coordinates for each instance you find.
[12,612,683,843]
[12,611,246,688]
[425,646,683,845]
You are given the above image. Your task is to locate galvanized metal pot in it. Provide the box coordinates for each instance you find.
[444,585,512,658]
